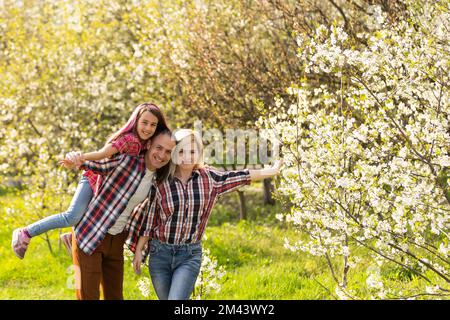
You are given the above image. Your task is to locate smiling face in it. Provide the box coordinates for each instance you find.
[136,110,159,141]
[145,132,176,171]
[172,135,202,172]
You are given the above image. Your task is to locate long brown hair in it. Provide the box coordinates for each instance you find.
[106,102,169,145]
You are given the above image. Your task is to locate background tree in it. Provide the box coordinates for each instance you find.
[263,0,450,298]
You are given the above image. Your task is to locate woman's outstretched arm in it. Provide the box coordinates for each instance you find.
[208,159,283,196]
[248,160,283,181]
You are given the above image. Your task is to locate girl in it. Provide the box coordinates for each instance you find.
[12,102,169,259]
[131,129,283,300]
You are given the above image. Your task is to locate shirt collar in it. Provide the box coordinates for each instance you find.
[174,168,201,184]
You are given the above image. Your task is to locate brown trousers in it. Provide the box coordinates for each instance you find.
[72,231,128,300]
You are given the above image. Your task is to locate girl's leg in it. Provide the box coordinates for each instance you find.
[167,244,202,300]
[12,175,93,259]
[26,175,93,237]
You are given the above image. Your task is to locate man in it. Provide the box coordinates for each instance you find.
[71,129,175,300]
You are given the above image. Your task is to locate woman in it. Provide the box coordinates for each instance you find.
[132,129,282,300]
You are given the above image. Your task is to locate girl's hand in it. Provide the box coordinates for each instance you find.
[59,151,85,169]
[58,158,76,169]
[133,251,143,275]
[67,151,85,167]
[68,151,83,164]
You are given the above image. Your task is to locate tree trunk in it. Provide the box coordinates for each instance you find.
[263,178,275,205]
[44,233,54,255]
[58,230,62,251]
[237,190,247,220]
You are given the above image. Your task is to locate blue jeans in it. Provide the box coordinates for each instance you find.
[148,239,202,300]
[27,175,93,237]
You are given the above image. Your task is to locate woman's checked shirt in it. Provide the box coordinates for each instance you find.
[141,168,251,245]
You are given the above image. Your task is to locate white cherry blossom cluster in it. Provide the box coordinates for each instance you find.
[191,248,226,300]
[261,0,450,299]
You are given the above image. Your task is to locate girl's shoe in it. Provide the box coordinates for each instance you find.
[60,232,72,255]
[12,228,31,259]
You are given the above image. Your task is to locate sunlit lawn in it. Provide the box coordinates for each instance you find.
[0,185,444,300]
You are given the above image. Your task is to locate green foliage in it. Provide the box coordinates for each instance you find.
[208,182,283,226]
[0,0,178,180]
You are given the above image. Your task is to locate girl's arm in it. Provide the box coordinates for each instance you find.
[60,133,142,168]
[59,144,119,168]
[81,144,119,161]
[58,143,118,167]
[248,160,283,181]
[133,236,150,275]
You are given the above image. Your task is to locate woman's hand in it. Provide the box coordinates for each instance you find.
[133,250,143,275]
[249,159,284,181]
[271,159,284,174]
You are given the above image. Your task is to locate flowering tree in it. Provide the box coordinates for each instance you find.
[262,0,450,299]
[0,0,174,179]
[191,247,226,300]
[0,0,178,240]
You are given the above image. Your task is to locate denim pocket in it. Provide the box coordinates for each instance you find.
[190,246,202,256]
[149,243,159,255]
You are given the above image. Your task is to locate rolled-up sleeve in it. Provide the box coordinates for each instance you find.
[79,155,123,175]
[111,133,141,156]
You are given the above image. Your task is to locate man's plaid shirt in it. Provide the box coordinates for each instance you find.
[82,133,146,195]
[75,153,154,255]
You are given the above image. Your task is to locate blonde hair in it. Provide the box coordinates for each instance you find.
[169,129,204,179]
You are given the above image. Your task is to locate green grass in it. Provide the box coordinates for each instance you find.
[204,222,332,299]
[0,184,318,300]
[0,184,446,300]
